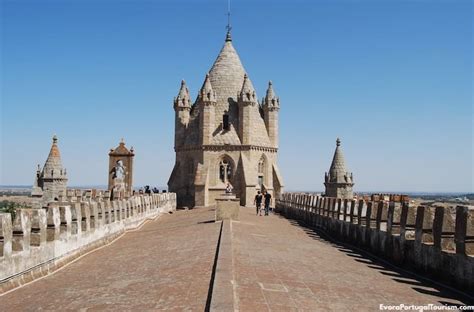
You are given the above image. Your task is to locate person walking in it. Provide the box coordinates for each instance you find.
[264,191,272,216]
[254,191,263,216]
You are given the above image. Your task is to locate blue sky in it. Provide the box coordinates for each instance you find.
[1,0,472,192]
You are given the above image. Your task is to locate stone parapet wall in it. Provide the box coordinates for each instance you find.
[0,193,176,293]
[275,193,474,293]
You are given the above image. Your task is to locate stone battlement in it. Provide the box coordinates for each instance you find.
[0,193,176,293]
[276,193,474,293]
[359,193,410,202]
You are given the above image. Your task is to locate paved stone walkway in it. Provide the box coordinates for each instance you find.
[0,207,471,311]
[231,208,470,311]
[0,208,220,311]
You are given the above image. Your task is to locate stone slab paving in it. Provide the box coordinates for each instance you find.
[231,207,471,312]
[0,208,220,311]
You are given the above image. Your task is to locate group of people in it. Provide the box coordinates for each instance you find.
[134,185,161,195]
[254,190,272,216]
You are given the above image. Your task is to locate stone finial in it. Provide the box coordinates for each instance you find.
[199,73,216,103]
[239,73,256,103]
[174,79,191,109]
[52,135,58,144]
[336,137,341,147]
[225,29,232,42]
[264,80,280,109]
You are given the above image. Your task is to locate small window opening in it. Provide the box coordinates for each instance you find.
[219,159,232,183]
[223,115,230,131]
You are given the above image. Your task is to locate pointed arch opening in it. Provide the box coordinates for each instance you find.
[218,155,234,184]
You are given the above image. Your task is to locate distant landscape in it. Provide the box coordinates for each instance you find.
[1,185,472,207]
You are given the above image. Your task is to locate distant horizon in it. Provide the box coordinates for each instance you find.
[1,185,472,196]
[1,0,472,192]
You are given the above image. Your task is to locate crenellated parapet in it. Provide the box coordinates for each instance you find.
[0,193,177,293]
[275,193,474,293]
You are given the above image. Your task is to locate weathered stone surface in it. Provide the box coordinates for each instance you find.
[277,193,474,295]
[215,195,240,221]
[1,206,471,309]
[229,207,470,310]
[0,193,176,293]
[0,207,218,311]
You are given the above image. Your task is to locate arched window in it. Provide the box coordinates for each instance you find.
[219,158,232,183]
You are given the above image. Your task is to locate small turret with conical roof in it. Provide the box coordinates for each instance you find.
[263,81,280,148]
[32,135,68,205]
[199,73,217,104]
[174,80,191,111]
[173,80,191,148]
[199,73,217,145]
[238,73,257,105]
[324,138,354,199]
[237,73,259,145]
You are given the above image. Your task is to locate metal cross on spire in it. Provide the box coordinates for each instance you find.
[225,0,232,41]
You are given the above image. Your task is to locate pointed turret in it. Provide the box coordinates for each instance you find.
[174,80,191,110]
[324,138,354,199]
[199,73,217,103]
[33,135,68,204]
[264,81,280,109]
[238,74,257,105]
[42,135,67,179]
[263,81,280,148]
[238,74,258,145]
[173,80,191,148]
[199,73,217,145]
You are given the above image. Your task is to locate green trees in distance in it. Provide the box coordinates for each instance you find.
[0,200,22,220]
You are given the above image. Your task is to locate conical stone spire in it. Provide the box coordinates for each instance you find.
[328,138,348,182]
[324,138,354,199]
[239,73,256,104]
[174,80,191,109]
[208,36,246,117]
[199,73,216,103]
[264,81,280,109]
[42,135,66,179]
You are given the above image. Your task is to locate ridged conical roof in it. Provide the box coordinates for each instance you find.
[239,73,256,102]
[175,80,191,108]
[42,135,66,179]
[264,81,279,108]
[328,138,349,183]
[208,38,246,118]
[203,35,270,146]
[199,73,216,102]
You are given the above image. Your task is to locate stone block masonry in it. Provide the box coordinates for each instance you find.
[276,193,474,294]
[0,192,176,294]
[215,196,240,221]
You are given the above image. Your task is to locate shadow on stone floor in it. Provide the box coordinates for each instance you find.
[197,220,216,224]
[275,213,474,306]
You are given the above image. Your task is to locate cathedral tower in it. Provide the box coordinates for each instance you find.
[168,29,284,207]
[324,138,354,199]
